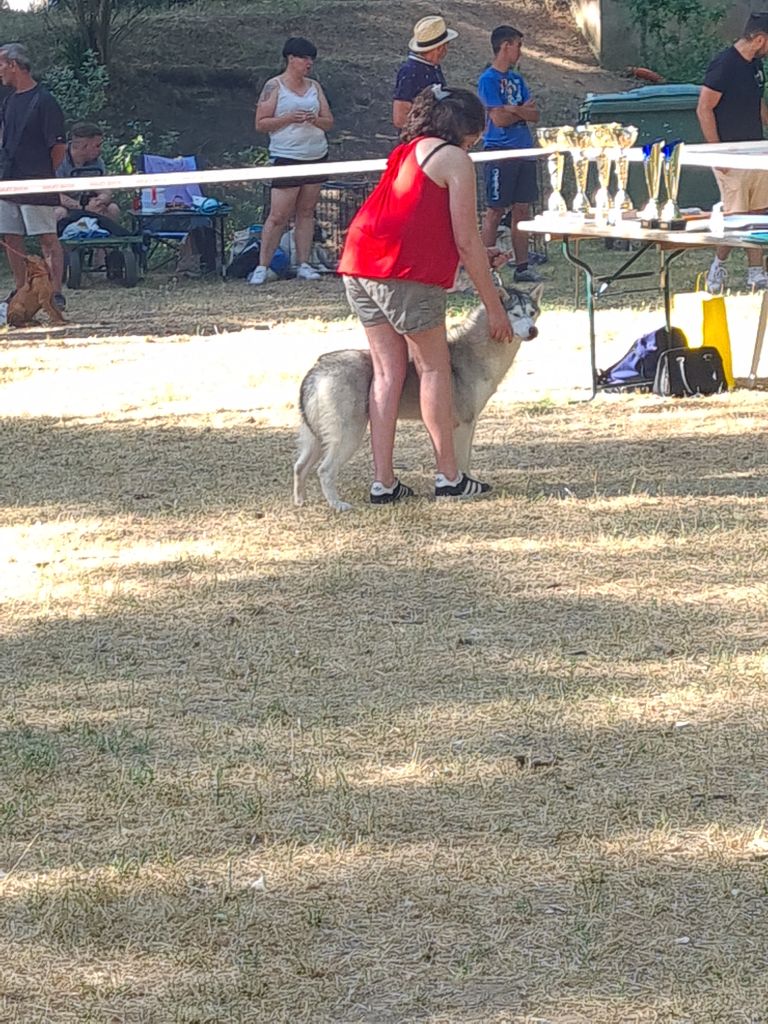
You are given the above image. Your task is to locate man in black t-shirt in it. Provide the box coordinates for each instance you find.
[697,13,768,291]
[0,43,67,308]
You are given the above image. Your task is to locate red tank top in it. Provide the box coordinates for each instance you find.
[338,138,460,289]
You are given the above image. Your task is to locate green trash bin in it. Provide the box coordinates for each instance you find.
[579,84,718,212]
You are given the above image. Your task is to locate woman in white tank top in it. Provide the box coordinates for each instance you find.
[252,37,334,284]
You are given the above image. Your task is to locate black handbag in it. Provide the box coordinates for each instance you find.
[653,346,727,397]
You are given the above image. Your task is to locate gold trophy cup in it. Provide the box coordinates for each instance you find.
[640,139,664,224]
[660,140,684,227]
[591,123,620,225]
[535,126,567,216]
[613,124,638,219]
[561,125,592,217]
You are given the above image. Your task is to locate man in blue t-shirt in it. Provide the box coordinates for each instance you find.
[478,25,541,283]
[392,15,457,130]
[697,12,768,292]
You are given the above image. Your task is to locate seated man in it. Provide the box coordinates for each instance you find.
[55,121,121,228]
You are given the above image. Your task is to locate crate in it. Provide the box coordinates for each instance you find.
[314,178,375,264]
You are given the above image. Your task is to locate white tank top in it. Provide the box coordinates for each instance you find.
[269,79,328,160]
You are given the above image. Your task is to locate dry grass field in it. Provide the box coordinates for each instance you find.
[2,253,768,1023]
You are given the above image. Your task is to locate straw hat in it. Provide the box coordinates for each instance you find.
[409,15,458,53]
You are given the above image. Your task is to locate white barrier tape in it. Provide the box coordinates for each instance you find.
[2,142,763,200]
[0,146,556,199]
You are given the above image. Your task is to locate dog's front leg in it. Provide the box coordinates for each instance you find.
[42,298,66,325]
[453,420,477,474]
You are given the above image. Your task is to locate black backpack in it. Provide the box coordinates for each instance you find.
[653,346,727,397]
[597,326,688,390]
[225,240,261,280]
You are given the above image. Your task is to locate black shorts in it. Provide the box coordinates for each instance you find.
[484,155,538,209]
[270,155,329,190]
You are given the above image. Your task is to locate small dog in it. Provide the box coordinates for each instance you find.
[7,255,65,327]
[294,284,543,511]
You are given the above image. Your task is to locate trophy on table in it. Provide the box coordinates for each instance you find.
[660,140,685,229]
[591,123,621,225]
[535,126,567,216]
[640,138,665,226]
[613,124,638,219]
[560,125,592,217]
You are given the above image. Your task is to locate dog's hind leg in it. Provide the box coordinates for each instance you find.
[316,425,366,512]
[293,423,322,506]
[453,420,477,473]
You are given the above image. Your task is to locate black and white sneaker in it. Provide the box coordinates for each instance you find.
[435,472,492,499]
[370,479,415,505]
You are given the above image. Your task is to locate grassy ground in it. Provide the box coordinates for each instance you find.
[2,253,768,1022]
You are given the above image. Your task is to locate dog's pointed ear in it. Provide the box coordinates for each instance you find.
[491,270,509,304]
[529,282,544,305]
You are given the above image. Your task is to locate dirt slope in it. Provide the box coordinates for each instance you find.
[106,0,632,162]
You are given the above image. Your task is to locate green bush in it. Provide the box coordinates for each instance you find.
[627,0,727,82]
[43,49,108,122]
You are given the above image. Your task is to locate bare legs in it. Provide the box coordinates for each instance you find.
[3,233,27,290]
[39,233,64,293]
[482,202,530,264]
[364,320,457,486]
[257,183,323,269]
[293,183,323,264]
[365,322,408,487]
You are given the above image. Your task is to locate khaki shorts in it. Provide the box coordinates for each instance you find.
[713,168,768,214]
[0,199,58,236]
[343,275,446,335]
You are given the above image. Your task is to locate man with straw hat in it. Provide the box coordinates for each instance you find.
[392,15,458,129]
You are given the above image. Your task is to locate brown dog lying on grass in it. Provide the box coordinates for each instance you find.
[7,255,66,327]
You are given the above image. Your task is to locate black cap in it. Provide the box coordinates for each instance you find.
[745,11,768,35]
[282,37,317,59]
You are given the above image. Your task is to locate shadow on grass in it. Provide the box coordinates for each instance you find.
[3,413,768,515]
[3,410,768,1021]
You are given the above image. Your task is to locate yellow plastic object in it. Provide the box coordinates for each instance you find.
[672,275,735,388]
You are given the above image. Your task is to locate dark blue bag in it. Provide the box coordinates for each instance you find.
[597,326,688,390]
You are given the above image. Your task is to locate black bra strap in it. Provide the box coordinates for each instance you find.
[418,140,453,171]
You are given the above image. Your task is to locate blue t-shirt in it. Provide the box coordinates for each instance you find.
[393,55,446,103]
[477,65,533,150]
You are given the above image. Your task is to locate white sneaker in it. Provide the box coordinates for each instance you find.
[296,262,321,281]
[747,267,768,290]
[247,265,269,285]
[706,259,728,293]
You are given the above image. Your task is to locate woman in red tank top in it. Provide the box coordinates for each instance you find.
[339,87,514,503]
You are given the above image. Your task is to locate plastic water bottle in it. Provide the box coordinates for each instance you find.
[709,201,724,237]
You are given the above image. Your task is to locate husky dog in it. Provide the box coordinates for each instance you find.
[293,284,542,511]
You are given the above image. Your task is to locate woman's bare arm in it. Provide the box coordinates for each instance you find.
[255,77,305,133]
[431,147,513,341]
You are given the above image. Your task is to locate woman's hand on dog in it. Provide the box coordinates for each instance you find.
[488,303,514,343]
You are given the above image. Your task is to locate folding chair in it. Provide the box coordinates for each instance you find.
[130,154,231,275]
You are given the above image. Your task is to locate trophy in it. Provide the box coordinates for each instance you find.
[640,138,664,224]
[560,125,592,217]
[660,140,684,228]
[535,126,567,216]
[613,124,638,219]
[591,123,620,226]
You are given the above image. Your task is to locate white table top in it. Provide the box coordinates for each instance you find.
[519,216,764,250]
